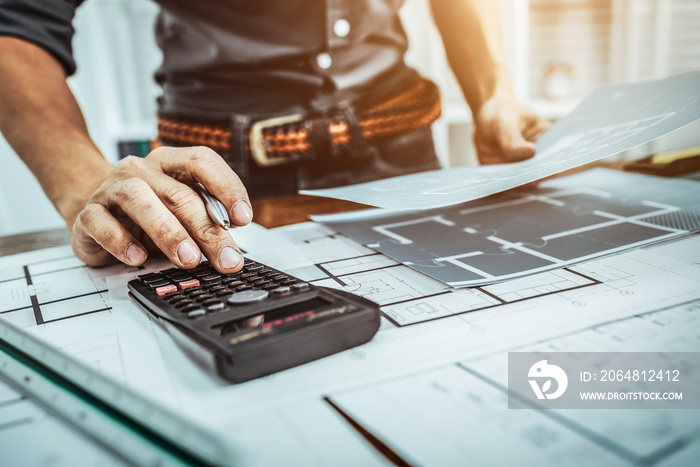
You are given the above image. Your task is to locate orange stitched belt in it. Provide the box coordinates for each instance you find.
[156,78,441,167]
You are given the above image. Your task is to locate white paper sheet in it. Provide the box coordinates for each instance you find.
[328,298,700,466]
[2,224,700,465]
[300,72,700,209]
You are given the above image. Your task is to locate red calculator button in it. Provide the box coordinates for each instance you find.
[179,279,200,290]
[156,284,177,296]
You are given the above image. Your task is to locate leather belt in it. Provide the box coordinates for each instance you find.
[156,78,441,167]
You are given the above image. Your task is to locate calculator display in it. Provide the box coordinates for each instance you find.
[212,297,332,336]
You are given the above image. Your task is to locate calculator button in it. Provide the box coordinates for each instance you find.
[140,274,164,285]
[179,279,200,291]
[208,285,227,293]
[156,284,178,296]
[195,294,215,302]
[202,299,225,311]
[234,285,252,292]
[253,279,273,287]
[216,290,233,298]
[272,286,291,296]
[225,280,246,289]
[202,278,222,287]
[161,268,181,277]
[246,264,263,271]
[262,283,281,291]
[280,279,297,286]
[244,259,256,266]
[170,275,194,284]
[227,289,269,305]
[292,282,310,292]
[185,308,206,319]
[222,275,243,284]
[167,294,186,302]
[149,281,171,289]
[240,273,257,279]
[174,299,194,308]
[245,276,264,283]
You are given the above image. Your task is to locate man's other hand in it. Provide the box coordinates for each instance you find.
[71,146,253,273]
[473,90,551,165]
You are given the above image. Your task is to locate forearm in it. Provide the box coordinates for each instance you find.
[429,0,512,112]
[0,37,112,226]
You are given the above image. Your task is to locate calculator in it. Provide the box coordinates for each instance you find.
[127,259,380,383]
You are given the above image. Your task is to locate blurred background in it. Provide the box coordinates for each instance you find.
[1,0,699,236]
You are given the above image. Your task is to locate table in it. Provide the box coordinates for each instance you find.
[0,195,367,258]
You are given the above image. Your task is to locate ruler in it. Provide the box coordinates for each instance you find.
[0,316,236,466]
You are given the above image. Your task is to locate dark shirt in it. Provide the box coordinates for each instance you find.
[0,0,415,117]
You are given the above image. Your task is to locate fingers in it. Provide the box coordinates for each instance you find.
[475,106,551,164]
[141,170,245,273]
[498,131,536,163]
[524,118,551,142]
[101,177,203,269]
[71,149,252,271]
[475,126,535,164]
[73,203,148,267]
[149,146,253,226]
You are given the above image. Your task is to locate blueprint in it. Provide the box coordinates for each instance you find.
[0,376,125,467]
[327,299,700,466]
[316,169,700,287]
[1,223,700,465]
[300,72,700,209]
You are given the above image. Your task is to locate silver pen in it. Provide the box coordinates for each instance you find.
[194,183,230,230]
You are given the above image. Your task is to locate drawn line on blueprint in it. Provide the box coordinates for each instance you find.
[455,361,649,465]
[315,263,347,287]
[0,395,27,409]
[0,276,24,285]
[331,264,403,278]
[0,417,33,433]
[380,291,453,308]
[24,255,76,267]
[383,270,602,328]
[471,287,506,304]
[23,266,44,325]
[1,290,110,315]
[1,306,34,315]
[3,260,112,326]
[308,248,603,328]
[42,307,112,325]
[33,264,87,277]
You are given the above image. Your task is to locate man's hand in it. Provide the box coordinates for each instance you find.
[430,0,550,164]
[0,39,252,273]
[473,89,550,164]
[71,146,253,273]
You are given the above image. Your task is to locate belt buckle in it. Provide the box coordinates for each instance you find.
[249,114,304,167]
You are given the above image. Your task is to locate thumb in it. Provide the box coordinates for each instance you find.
[499,128,536,162]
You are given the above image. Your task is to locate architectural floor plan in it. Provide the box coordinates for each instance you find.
[318,169,700,287]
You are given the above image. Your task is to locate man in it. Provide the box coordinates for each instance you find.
[0,0,548,274]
